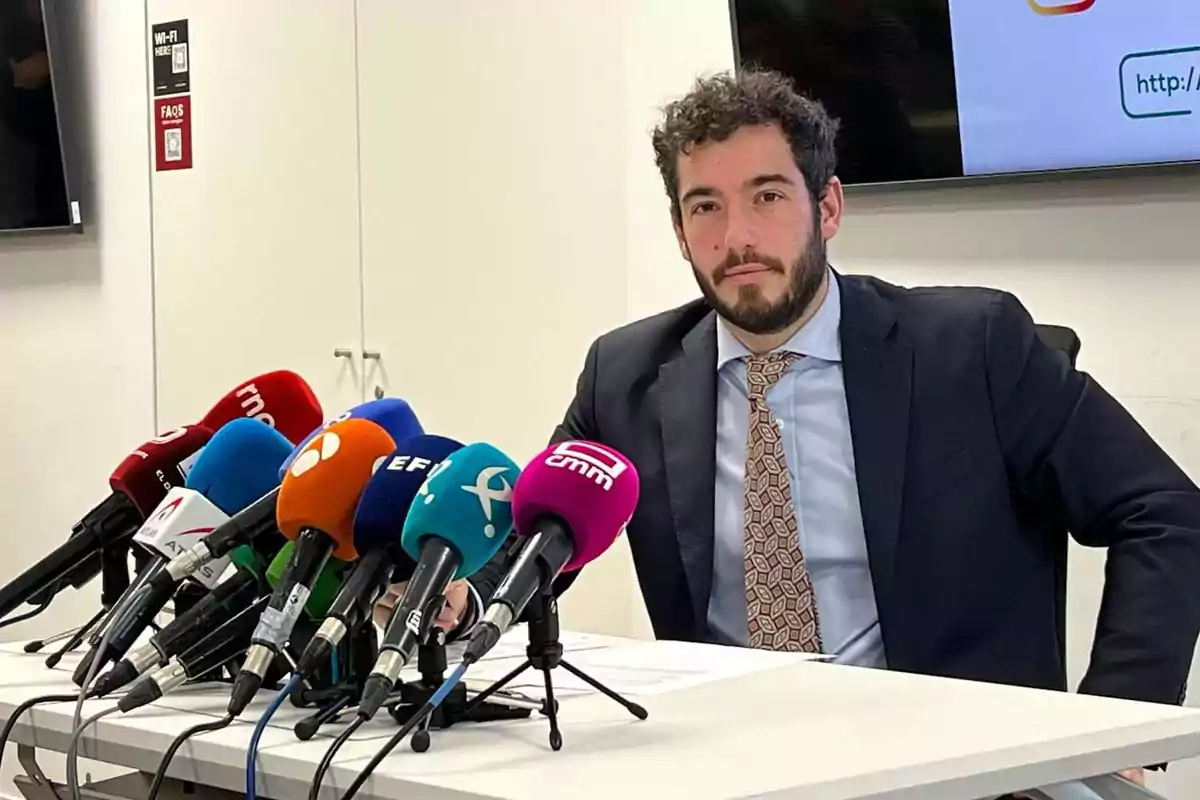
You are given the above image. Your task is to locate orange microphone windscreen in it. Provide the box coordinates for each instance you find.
[275,418,395,560]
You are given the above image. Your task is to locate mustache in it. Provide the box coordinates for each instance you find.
[713,250,786,284]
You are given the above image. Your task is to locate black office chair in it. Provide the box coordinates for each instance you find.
[1033,322,1081,691]
[1036,323,1081,368]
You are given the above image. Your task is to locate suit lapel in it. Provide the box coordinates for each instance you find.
[658,312,718,636]
[839,275,911,639]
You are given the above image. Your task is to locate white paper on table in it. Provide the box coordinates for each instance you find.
[444,625,624,665]
[458,636,826,702]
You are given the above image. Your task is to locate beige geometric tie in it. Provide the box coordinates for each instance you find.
[744,352,822,653]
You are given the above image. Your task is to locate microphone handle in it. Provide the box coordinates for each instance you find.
[0,529,100,621]
[205,488,280,559]
[297,548,392,678]
[326,548,392,626]
[122,596,269,711]
[490,515,574,622]
[154,568,263,660]
[253,528,334,649]
[379,536,462,658]
[86,556,165,650]
[0,492,142,619]
[179,596,268,681]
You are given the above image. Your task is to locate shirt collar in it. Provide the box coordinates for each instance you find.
[716,266,842,370]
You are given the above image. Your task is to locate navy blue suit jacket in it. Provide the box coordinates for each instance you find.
[479,273,1200,705]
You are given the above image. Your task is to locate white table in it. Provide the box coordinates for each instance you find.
[1,631,1199,800]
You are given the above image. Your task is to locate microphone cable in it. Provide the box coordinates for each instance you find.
[0,592,53,630]
[246,673,301,800]
[67,594,131,800]
[339,663,468,800]
[309,715,365,800]
[147,713,235,800]
[65,705,120,800]
[0,692,81,775]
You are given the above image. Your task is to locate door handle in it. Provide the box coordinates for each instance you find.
[362,350,381,361]
[333,348,354,359]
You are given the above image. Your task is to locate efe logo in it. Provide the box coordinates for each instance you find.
[289,431,341,478]
[1027,0,1095,15]
[545,441,627,491]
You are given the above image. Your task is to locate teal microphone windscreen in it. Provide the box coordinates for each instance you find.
[186,418,294,516]
[400,442,518,579]
[280,398,423,477]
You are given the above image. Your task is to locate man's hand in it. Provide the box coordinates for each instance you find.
[1015,768,1144,798]
[1118,768,1145,787]
[372,579,471,632]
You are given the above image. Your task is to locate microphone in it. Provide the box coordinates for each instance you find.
[158,398,422,587]
[356,442,519,720]
[93,567,265,696]
[94,537,345,697]
[117,596,269,713]
[296,435,464,678]
[0,425,213,622]
[78,419,295,680]
[463,441,638,664]
[0,372,317,623]
[198,369,324,448]
[227,418,396,716]
[279,397,423,477]
[150,488,280,590]
[263,539,351,622]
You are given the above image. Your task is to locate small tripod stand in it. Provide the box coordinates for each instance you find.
[388,626,537,752]
[461,592,648,751]
[289,619,378,740]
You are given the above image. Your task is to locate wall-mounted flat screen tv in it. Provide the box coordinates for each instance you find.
[730,0,1200,186]
[0,0,78,231]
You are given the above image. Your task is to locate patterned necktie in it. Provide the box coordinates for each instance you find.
[743,352,822,653]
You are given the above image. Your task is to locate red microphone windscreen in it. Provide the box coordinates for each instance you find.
[198,370,323,446]
[512,440,639,572]
[276,418,396,560]
[108,425,214,518]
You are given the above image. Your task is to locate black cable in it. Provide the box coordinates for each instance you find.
[340,700,436,800]
[0,693,80,775]
[147,714,235,800]
[0,594,53,630]
[310,715,365,800]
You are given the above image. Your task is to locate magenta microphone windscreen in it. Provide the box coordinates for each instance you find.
[512,440,639,572]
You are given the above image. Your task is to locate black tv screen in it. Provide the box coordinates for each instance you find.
[730,0,1200,186]
[0,0,75,230]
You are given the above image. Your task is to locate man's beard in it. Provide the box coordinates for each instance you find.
[689,224,827,336]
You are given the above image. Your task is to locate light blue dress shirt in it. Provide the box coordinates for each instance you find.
[707,270,887,668]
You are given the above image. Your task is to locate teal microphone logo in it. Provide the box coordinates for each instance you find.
[462,467,513,538]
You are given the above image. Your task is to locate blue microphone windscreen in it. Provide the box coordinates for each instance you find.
[185,418,293,515]
[353,435,465,557]
[280,398,423,478]
[401,442,518,579]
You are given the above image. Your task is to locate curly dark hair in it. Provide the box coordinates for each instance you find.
[651,69,839,225]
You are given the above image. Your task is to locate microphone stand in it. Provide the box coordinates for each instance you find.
[27,543,132,667]
[290,621,379,741]
[460,590,648,751]
[388,626,538,753]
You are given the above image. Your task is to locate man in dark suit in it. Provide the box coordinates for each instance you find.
[376,68,1200,781]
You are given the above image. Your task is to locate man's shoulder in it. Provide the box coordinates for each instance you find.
[592,298,712,357]
[846,273,1010,316]
[842,273,1021,341]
